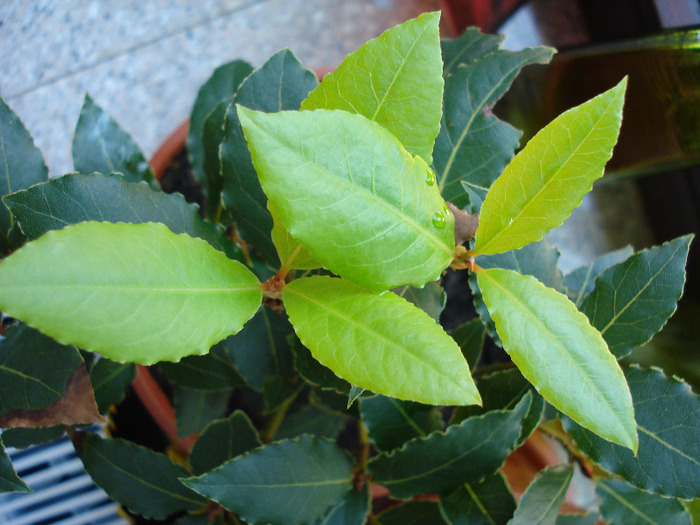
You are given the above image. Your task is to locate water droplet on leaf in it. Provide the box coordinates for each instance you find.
[425,169,436,186]
[432,211,446,229]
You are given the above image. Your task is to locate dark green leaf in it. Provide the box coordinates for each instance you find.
[219,306,295,390]
[441,28,504,78]
[0,324,82,415]
[597,477,691,525]
[470,239,564,344]
[72,95,155,185]
[451,367,544,446]
[189,410,261,476]
[565,365,700,500]
[0,436,30,493]
[82,434,205,519]
[201,100,229,221]
[275,403,348,441]
[434,40,553,208]
[3,172,236,257]
[310,389,360,419]
[159,352,244,391]
[563,245,634,306]
[314,484,369,525]
[292,337,351,393]
[346,386,364,408]
[188,60,254,183]
[359,395,443,452]
[218,49,318,265]
[176,513,233,525]
[438,472,516,525]
[262,375,303,414]
[0,96,48,253]
[376,500,447,525]
[555,513,601,525]
[368,393,531,498]
[392,281,446,321]
[174,387,230,438]
[449,318,486,371]
[183,435,354,525]
[0,426,65,449]
[581,235,693,358]
[509,464,573,525]
[89,358,136,413]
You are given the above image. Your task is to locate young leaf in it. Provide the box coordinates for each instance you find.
[189,410,262,475]
[314,484,369,525]
[596,478,691,525]
[434,42,554,208]
[0,96,48,252]
[188,59,254,183]
[476,268,637,451]
[72,95,155,185]
[376,500,447,525]
[302,12,443,165]
[563,245,634,306]
[269,202,320,269]
[368,393,531,499]
[283,276,479,406]
[174,387,229,438]
[3,172,236,257]
[0,436,30,494]
[564,366,700,500]
[158,352,244,391]
[359,395,443,452]
[474,78,627,256]
[438,472,516,525]
[509,464,573,525]
[82,434,205,519]
[238,108,455,292]
[581,235,693,359]
[182,435,354,525]
[0,222,262,365]
[88,358,136,413]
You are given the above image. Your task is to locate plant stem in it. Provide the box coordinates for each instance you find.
[277,243,304,281]
[262,390,299,443]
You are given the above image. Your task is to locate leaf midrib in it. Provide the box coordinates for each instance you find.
[596,481,656,524]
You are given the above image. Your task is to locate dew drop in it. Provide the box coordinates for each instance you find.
[425,168,436,186]
[432,211,446,229]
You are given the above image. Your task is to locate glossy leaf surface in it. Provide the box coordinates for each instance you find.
[302,12,443,164]
[187,59,254,183]
[0,222,262,364]
[509,464,573,525]
[183,435,354,525]
[565,366,700,500]
[189,410,261,475]
[434,39,553,208]
[563,245,634,306]
[3,172,234,255]
[368,394,530,498]
[476,268,637,451]
[283,276,479,406]
[82,434,205,519]
[359,395,443,451]
[72,95,155,185]
[475,78,627,255]
[596,478,691,525]
[0,96,48,252]
[438,472,516,525]
[314,484,369,525]
[581,235,693,358]
[239,108,455,292]
[0,437,30,493]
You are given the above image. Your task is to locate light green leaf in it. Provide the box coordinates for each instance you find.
[82,434,205,519]
[302,12,442,164]
[0,436,30,493]
[596,477,691,525]
[368,393,531,499]
[509,464,573,525]
[269,201,320,269]
[239,107,455,292]
[187,59,254,183]
[182,435,354,525]
[72,95,155,185]
[0,222,262,364]
[474,78,627,255]
[0,96,48,252]
[476,267,637,451]
[563,245,634,306]
[434,41,554,208]
[438,472,516,525]
[283,276,479,406]
[564,366,700,500]
[581,235,693,359]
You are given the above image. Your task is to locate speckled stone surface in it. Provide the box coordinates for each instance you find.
[0,0,439,177]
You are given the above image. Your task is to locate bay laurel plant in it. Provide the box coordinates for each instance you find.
[0,11,697,525]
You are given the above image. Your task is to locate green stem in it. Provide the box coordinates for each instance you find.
[262,390,299,443]
[277,243,303,281]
